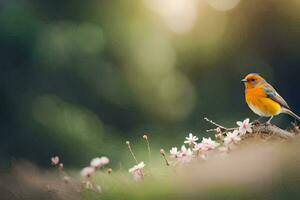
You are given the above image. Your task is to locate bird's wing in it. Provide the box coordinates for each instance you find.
[263,83,290,109]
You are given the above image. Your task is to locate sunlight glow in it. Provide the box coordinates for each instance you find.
[145,0,198,33]
[205,0,240,11]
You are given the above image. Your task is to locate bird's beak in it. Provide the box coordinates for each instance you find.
[241,78,247,82]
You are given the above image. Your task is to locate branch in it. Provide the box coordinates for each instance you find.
[204,117,235,133]
[252,123,295,139]
[204,117,296,139]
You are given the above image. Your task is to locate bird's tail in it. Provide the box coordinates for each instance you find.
[282,107,300,121]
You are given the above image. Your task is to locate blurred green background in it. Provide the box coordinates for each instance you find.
[1,0,300,168]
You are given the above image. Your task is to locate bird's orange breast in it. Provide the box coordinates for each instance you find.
[245,86,281,116]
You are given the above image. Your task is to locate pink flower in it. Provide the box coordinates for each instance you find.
[194,137,219,152]
[51,156,59,165]
[90,158,102,168]
[129,162,145,181]
[237,118,253,135]
[224,130,241,146]
[90,156,110,169]
[184,133,199,145]
[170,147,179,157]
[177,145,193,163]
[193,142,205,152]
[81,167,95,178]
[99,156,109,165]
[192,138,219,160]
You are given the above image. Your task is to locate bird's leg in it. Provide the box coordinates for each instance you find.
[266,116,274,124]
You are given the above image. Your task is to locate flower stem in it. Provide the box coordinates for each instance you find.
[143,135,151,162]
[160,149,170,166]
[126,141,138,164]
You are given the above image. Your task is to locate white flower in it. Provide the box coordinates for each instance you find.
[90,156,110,169]
[170,147,179,157]
[181,145,193,156]
[81,167,95,178]
[224,130,241,146]
[237,118,253,135]
[193,143,204,151]
[51,156,59,165]
[100,156,109,165]
[197,137,220,151]
[129,162,145,181]
[177,145,193,163]
[184,133,199,145]
[90,158,102,168]
[99,156,110,165]
[128,162,145,173]
[192,138,219,160]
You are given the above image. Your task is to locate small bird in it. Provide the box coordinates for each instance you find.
[242,73,300,123]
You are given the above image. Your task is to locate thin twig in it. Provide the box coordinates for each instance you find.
[204,117,236,133]
[143,135,151,162]
[126,141,138,164]
[204,117,228,130]
[160,149,170,166]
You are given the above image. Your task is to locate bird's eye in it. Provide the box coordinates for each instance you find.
[250,79,256,82]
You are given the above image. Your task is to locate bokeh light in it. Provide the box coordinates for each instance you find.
[35,22,105,70]
[32,95,104,155]
[144,0,199,33]
[205,0,240,11]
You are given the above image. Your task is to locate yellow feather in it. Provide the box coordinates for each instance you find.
[245,86,281,117]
